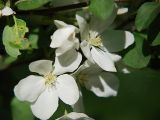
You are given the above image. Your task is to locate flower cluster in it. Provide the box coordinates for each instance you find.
[14,12,134,120]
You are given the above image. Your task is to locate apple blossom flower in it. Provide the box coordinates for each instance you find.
[73,61,119,97]
[14,60,79,120]
[56,112,94,120]
[50,20,82,74]
[0,6,15,16]
[76,13,134,72]
[50,20,79,56]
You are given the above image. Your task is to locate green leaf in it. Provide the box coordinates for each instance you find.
[89,0,116,20]
[135,2,160,31]
[2,26,21,58]
[152,32,160,46]
[11,97,34,120]
[14,18,29,38]
[2,17,30,57]
[123,33,151,68]
[13,18,30,49]
[15,0,51,10]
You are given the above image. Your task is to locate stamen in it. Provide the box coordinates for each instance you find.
[89,36,102,47]
[44,72,56,86]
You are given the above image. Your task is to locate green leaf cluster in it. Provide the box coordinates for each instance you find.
[3,17,32,58]
[15,0,51,10]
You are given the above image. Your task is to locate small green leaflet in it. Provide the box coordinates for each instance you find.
[2,17,29,58]
[15,0,51,10]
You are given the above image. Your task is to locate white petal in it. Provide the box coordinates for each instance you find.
[72,60,91,77]
[56,112,94,120]
[74,38,80,50]
[29,60,53,75]
[14,75,45,102]
[50,26,76,48]
[66,112,94,120]
[116,60,135,74]
[54,49,82,75]
[80,40,94,63]
[76,14,89,40]
[55,40,75,56]
[55,38,80,56]
[1,6,14,16]
[124,31,135,49]
[117,8,128,15]
[89,8,117,34]
[54,20,79,32]
[77,62,102,77]
[72,90,84,112]
[31,87,59,120]
[108,53,122,62]
[91,47,117,72]
[56,74,79,105]
[54,20,68,28]
[84,72,119,97]
[101,30,134,52]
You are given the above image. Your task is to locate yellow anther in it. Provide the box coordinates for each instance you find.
[44,72,56,86]
[89,36,102,47]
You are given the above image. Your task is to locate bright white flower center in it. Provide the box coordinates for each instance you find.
[88,31,102,47]
[44,72,57,86]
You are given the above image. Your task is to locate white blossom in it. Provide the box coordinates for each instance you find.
[76,14,134,72]
[73,61,119,97]
[56,112,94,120]
[0,6,15,16]
[14,60,79,120]
[50,20,79,56]
[50,20,82,75]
